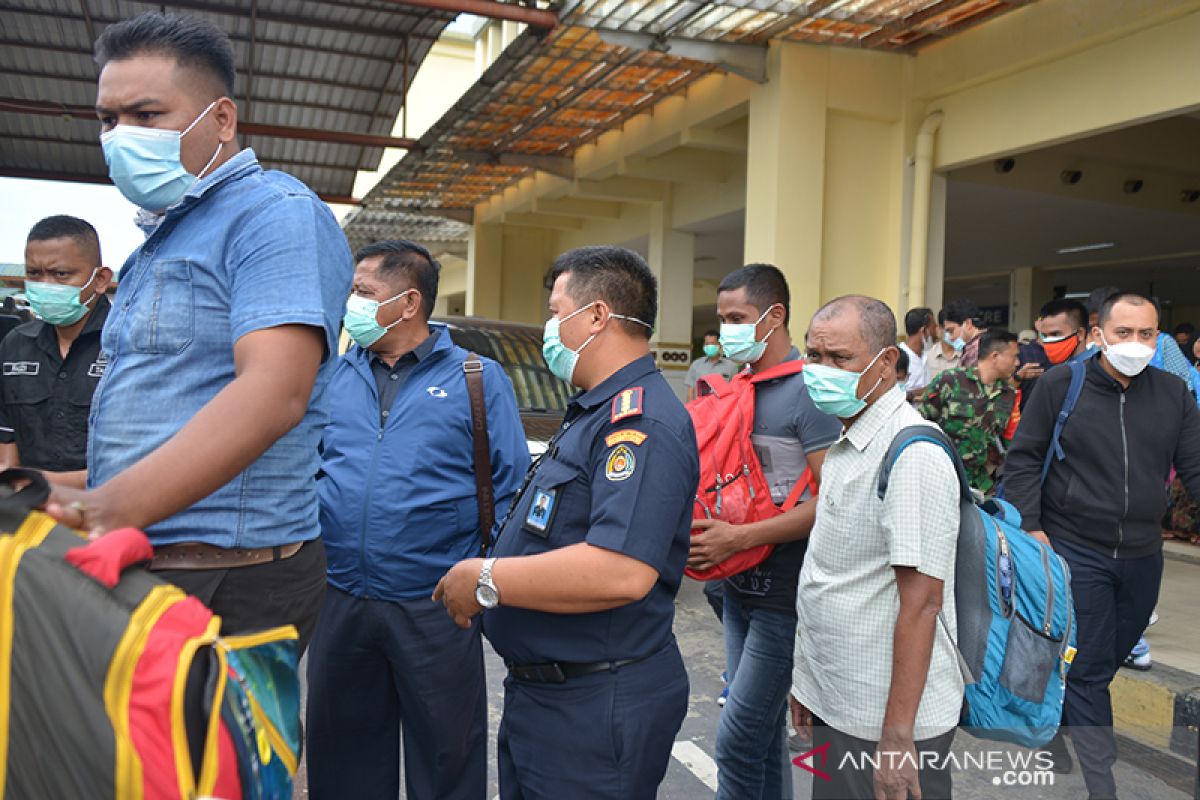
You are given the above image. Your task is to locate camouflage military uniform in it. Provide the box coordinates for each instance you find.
[918,366,1016,494]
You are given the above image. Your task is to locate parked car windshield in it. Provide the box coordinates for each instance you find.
[440,320,572,413]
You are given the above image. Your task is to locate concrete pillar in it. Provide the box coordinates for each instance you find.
[648,196,694,401]
[467,222,502,318]
[1010,266,1035,332]
[743,42,828,337]
[500,227,553,325]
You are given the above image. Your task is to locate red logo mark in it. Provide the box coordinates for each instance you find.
[792,741,832,781]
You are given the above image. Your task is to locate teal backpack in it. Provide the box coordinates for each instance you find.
[879,425,1076,748]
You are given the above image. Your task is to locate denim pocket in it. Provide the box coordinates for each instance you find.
[130,258,194,354]
[998,612,1059,703]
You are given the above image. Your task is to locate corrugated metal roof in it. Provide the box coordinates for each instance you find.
[0,0,457,200]
[345,0,1035,234]
[357,23,714,216]
[562,0,1028,49]
[341,207,471,255]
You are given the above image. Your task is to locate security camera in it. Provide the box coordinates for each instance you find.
[993,158,1016,174]
[1060,170,1082,185]
[1181,190,1200,203]
[1123,179,1144,194]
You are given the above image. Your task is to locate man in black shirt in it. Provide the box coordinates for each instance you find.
[0,216,112,487]
[1005,292,1200,798]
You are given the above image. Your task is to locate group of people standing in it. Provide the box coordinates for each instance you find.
[7,8,1200,800]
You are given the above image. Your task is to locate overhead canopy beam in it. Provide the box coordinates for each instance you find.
[1,167,362,205]
[595,29,766,83]
[0,97,423,150]
[459,150,574,179]
[377,0,556,28]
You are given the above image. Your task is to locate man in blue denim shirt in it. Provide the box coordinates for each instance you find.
[47,13,352,649]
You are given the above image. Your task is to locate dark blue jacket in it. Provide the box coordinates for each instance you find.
[318,325,530,601]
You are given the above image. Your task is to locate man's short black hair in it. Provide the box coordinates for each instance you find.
[1173,322,1195,337]
[355,240,440,319]
[894,346,909,374]
[812,295,897,353]
[979,328,1018,359]
[904,307,933,336]
[26,215,102,264]
[718,263,790,325]
[95,12,236,97]
[703,329,719,339]
[547,247,656,339]
[1038,298,1088,331]
[1098,291,1159,328]
[937,308,947,326]
[943,298,981,327]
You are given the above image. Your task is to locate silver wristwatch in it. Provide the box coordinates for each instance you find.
[475,557,500,609]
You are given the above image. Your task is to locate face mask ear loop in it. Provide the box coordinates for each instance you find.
[756,304,781,345]
[79,269,99,308]
[184,100,222,181]
[856,347,887,405]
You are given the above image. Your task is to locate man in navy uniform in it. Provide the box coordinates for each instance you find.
[435,246,700,799]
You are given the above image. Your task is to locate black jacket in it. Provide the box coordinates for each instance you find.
[1004,355,1200,558]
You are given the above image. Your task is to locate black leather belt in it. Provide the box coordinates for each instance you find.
[506,656,644,684]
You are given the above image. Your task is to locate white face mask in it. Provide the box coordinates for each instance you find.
[1099,331,1155,377]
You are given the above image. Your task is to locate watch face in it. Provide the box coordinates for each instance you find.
[475,584,499,609]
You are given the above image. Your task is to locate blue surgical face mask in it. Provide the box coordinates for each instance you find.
[703,344,721,358]
[803,347,887,419]
[100,101,221,211]
[943,330,966,352]
[343,289,412,348]
[543,302,651,385]
[720,305,779,364]
[25,269,98,326]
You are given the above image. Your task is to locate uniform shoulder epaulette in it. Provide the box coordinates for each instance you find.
[610,386,644,423]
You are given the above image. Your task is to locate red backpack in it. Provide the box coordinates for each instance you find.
[685,360,817,580]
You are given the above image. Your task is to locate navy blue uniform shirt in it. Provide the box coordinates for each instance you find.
[483,354,699,665]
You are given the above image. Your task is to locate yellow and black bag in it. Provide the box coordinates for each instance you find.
[0,469,301,799]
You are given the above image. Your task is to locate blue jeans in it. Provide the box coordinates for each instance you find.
[716,595,797,800]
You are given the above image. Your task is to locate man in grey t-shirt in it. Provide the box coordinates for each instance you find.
[686,329,739,401]
[689,265,841,800]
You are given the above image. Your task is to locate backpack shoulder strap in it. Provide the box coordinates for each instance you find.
[749,358,804,384]
[696,372,736,398]
[463,354,495,556]
[1040,357,1088,486]
[876,424,971,502]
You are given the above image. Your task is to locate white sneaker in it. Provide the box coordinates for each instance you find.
[1149,610,1159,626]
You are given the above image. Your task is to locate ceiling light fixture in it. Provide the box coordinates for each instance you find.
[1056,242,1116,254]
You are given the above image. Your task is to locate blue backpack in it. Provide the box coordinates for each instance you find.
[879,425,1076,748]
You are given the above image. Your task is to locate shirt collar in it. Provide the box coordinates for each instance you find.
[368,325,440,369]
[134,148,262,236]
[571,353,658,410]
[843,385,906,452]
[356,323,449,366]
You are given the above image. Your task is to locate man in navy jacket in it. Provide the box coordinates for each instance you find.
[306,240,529,800]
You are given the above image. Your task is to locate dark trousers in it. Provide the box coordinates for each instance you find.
[497,642,688,800]
[305,586,487,800]
[156,537,326,653]
[810,716,955,800]
[703,579,725,622]
[1050,536,1163,799]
